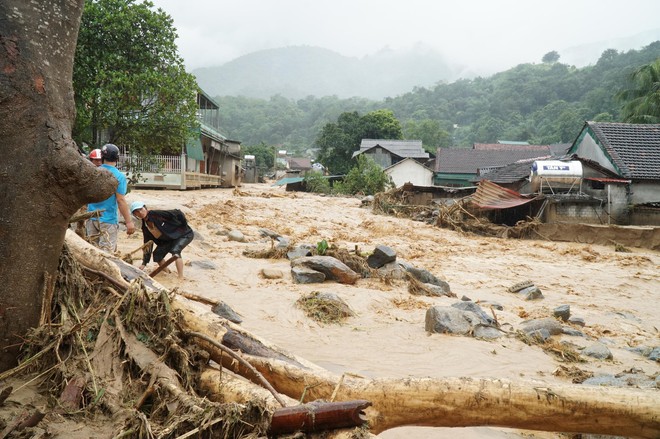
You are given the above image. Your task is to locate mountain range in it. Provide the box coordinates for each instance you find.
[193,29,660,101]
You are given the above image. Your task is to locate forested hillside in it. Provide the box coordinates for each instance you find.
[215,42,660,155]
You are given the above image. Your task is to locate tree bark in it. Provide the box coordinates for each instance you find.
[64,231,660,438]
[0,0,117,371]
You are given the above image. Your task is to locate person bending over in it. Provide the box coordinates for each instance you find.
[130,201,194,280]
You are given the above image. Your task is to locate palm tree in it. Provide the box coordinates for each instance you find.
[617,58,660,123]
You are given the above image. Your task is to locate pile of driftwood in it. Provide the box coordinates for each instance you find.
[2,230,657,438]
[435,200,542,239]
[372,187,543,239]
[372,187,436,219]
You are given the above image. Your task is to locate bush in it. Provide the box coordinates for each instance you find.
[334,155,392,195]
[304,171,332,194]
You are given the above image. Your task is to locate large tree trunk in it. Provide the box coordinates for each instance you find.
[0,0,116,371]
[65,231,660,438]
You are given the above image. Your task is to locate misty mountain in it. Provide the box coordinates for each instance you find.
[193,45,464,100]
[193,30,660,101]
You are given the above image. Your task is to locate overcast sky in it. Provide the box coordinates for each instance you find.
[148,0,660,73]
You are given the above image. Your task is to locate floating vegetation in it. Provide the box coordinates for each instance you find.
[296,291,355,324]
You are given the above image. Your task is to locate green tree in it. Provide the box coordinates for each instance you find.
[316,110,403,174]
[556,108,587,143]
[474,116,506,143]
[333,155,392,195]
[360,109,403,139]
[617,58,660,123]
[315,114,358,174]
[403,119,451,151]
[303,171,332,194]
[542,51,560,63]
[242,142,275,172]
[73,0,199,152]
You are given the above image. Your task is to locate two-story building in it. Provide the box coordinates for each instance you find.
[121,90,241,190]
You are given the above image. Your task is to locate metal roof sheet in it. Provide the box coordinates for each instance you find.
[272,177,304,187]
[471,179,539,210]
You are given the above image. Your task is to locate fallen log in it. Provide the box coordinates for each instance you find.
[185,330,288,408]
[207,351,660,437]
[65,230,660,438]
[198,368,377,439]
[269,400,372,436]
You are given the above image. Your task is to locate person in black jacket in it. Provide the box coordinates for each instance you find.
[130,201,194,280]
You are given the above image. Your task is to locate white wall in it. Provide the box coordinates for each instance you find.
[575,133,618,174]
[385,160,433,187]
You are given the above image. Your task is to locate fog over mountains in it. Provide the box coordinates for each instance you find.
[193,29,660,101]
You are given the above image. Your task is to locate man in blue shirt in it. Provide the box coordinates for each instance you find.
[87,143,135,252]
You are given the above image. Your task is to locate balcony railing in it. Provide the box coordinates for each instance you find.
[119,153,181,174]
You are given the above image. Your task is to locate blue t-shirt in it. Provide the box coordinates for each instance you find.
[88,164,128,224]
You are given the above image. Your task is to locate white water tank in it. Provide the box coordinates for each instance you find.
[530,160,583,193]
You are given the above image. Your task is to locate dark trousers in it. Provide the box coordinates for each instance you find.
[153,232,194,262]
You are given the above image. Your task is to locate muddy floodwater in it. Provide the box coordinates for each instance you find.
[116,183,659,439]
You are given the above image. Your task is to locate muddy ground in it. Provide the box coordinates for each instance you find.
[2,183,658,438]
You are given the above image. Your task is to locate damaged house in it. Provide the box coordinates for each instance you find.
[566,121,660,225]
[472,157,628,226]
[471,122,660,226]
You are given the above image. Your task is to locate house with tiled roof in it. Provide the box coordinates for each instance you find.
[569,122,660,200]
[568,121,660,224]
[434,147,553,187]
[472,154,637,225]
[352,139,430,168]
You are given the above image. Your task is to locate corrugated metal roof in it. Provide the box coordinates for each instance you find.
[186,136,204,161]
[200,122,226,143]
[471,180,539,210]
